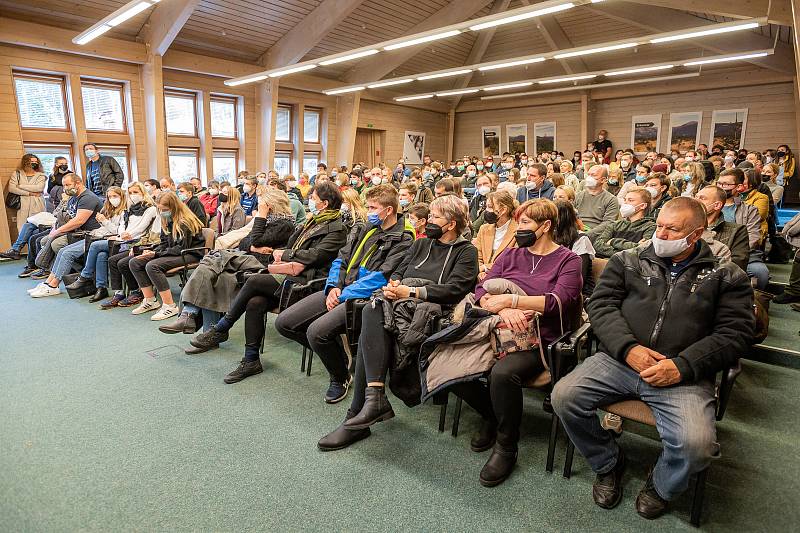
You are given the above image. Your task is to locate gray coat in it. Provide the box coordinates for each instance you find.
[180,249,263,312]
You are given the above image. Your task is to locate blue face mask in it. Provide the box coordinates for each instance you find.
[308,198,319,215]
[423,172,432,179]
[162,210,172,221]
[683,174,692,182]
[635,174,647,183]
[399,199,410,207]
[178,192,188,201]
[367,207,386,227]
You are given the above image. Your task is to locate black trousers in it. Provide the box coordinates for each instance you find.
[451,350,544,453]
[348,302,393,414]
[26,229,50,268]
[222,273,282,351]
[274,290,349,383]
[109,251,138,291]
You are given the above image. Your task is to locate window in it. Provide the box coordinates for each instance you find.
[82,80,125,132]
[168,148,199,183]
[212,150,238,184]
[164,90,197,136]
[13,73,68,130]
[96,145,129,184]
[276,105,291,141]
[210,96,237,138]
[23,144,73,176]
[274,152,291,178]
[303,153,320,177]
[304,108,321,143]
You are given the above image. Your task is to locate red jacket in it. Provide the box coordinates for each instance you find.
[199,192,219,217]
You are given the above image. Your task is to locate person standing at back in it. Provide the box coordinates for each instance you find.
[7,153,47,232]
[84,143,124,196]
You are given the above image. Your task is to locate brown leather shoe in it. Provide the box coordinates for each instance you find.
[635,469,668,519]
[592,448,625,509]
[479,448,517,487]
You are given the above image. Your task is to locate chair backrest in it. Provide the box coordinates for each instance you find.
[591,257,609,284]
[201,227,215,250]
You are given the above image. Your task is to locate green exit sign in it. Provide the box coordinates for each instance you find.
[367,123,374,128]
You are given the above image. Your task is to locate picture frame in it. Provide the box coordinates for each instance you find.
[403,130,426,164]
[668,111,702,154]
[482,126,501,157]
[709,109,748,151]
[533,122,556,156]
[631,114,662,155]
[506,124,528,154]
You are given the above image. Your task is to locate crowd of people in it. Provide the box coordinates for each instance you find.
[2,131,798,521]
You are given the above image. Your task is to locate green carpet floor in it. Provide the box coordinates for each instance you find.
[1,261,799,532]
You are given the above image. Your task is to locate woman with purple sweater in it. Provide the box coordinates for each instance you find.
[453,198,583,488]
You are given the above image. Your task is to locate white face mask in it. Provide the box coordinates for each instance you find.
[477,185,491,196]
[243,184,253,193]
[651,229,698,258]
[685,156,694,162]
[645,186,660,199]
[287,181,297,188]
[584,176,598,188]
[619,203,637,218]
[209,188,219,196]
[129,194,143,204]
[109,196,121,207]
[371,176,382,186]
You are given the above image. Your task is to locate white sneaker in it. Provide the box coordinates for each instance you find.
[30,285,61,298]
[151,304,179,321]
[131,299,161,315]
[28,282,47,294]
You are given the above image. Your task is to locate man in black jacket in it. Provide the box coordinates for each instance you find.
[695,185,750,271]
[553,197,754,521]
[83,143,124,196]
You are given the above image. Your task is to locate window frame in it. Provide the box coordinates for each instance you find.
[164,88,199,138]
[303,106,322,144]
[94,144,131,184]
[22,143,75,175]
[276,104,292,142]
[212,149,239,184]
[81,78,127,134]
[168,147,201,184]
[12,71,71,132]
[302,152,322,177]
[274,151,292,177]
[210,94,238,140]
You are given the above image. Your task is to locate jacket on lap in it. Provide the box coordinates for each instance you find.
[592,217,656,258]
[324,215,415,301]
[586,241,755,382]
[238,215,296,266]
[280,216,347,282]
[154,222,205,258]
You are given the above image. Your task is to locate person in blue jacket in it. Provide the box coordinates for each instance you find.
[275,184,415,404]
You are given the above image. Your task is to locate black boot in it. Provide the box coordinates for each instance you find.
[635,469,669,519]
[159,312,201,334]
[88,287,109,303]
[318,410,371,452]
[479,447,517,487]
[223,358,263,384]
[65,276,94,291]
[470,418,498,452]
[189,326,229,350]
[592,448,626,509]
[343,386,394,430]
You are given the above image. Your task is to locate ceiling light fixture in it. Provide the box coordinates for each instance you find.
[395,94,435,102]
[417,69,473,81]
[384,30,461,51]
[436,88,480,97]
[478,57,546,71]
[324,86,366,95]
[650,21,761,44]
[319,49,379,66]
[539,74,596,84]
[683,51,770,66]
[483,81,535,91]
[367,79,415,89]
[268,64,318,77]
[73,0,160,45]
[468,2,575,31]
[605,64,674,76]
[226,75,268,87]
[554,42,638,59]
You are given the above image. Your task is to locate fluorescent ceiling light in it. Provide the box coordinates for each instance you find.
[483,81,534,91]
[74,24,112,45]
[384,30,461,51]
[367,78,415,89]
[107,1,152,27]
[395,94,435,101]
[650,22,760,44]
[468,3,575,31]
[479,57,546,71]
[539,74,596,84]
[268,64,318,77]
[683,52,769,66]
[605,64,673,76]
[319,49,379,66]
[555,42,637,59]
[325,86,365,95]
[417,69,473,81]
[436,88,480,97]
[226,75,268,86]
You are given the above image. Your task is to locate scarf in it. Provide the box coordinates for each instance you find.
[292,209,341,250]
[124,202,149,226]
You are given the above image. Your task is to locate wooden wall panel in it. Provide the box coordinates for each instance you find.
[356,100,448,164]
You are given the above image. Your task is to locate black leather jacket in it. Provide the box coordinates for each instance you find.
[587,241,754,382]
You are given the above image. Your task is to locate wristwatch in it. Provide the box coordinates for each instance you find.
[409,287,418,298]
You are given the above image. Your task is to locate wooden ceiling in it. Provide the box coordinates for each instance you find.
[0,0,794,100]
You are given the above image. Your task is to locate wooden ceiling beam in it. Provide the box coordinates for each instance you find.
[518,0,588,75]
[138,0,199,56]
[620,0,793,26]
[258,0,366,68]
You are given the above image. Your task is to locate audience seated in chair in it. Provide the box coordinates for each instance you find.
[694,185,750,271]
[592,187,655,259]
[178,182,208,227]
[213,185,246,236]
[553,200,596,298]
[575,165,620,230]
[474,190,518,281]
[552,197,755,521]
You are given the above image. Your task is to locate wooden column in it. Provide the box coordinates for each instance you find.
[446,108,456,163]
[791,1,800,152]
[334,92,361,168]
[140,53,168,179]
[296,103,305,175]
[199,91,214,185]
[580,92,590,151]
[256,79,279,173]
[67,74,89,173]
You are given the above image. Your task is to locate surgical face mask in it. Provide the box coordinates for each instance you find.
[645,186,660,199]
[178,192,188,202]
[350,178,360,187]
[456,164,465,171]
[109,196,121,207]
[85,150,96,158]
[724,156,735,164]
[161,210,173,221]
[399,198,410,208]
[367,207,387,226]
[651,229,698,258]
[423,171,432,179]
[619,203,638,218]
[129,193,143,204]
[502,163,512,170]
[608,178,619,186]
[409,216,419,226]
[65,187,78,196]
[258,178,267,186]
[765,156,773,164]
[467,171,476,178]
[476,165,484,171]
[308,198,319,215]
[584,176,598,188]
[635,174,648,183]
[243,184,253,194]
[685,156,694,162]
[209,188,219,196]
[331,171,338,177]
[620,160,630,169]
[371,176,382,186]
[520,159,528,164]
[683,174,692,182]
[477,185,491,196]
[144,185,154,193]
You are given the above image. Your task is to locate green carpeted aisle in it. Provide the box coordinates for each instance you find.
[1,261,799,532]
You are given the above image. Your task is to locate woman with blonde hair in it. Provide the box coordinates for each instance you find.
[679,161,706,197]
[474,190,518,280]
[127,192,206,320]
[216,185,246,235]
[8,153,47,231]
[340,187,368,242]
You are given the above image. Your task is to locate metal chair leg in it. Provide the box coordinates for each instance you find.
[546,414,560,473]
[306,351,313,376]
[260,314,268,354]
[451,396,463,437]
[301,346,307,372]
[438,394,448,432]
[563,440,575,479]
[690,468,709,527]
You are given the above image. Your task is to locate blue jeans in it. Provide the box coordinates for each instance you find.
[747,259,769,290]
[51,241,86,281]
[80,240,111,288]
[552,352,719,501]
[182,303,222,332]
[12,222,39,251]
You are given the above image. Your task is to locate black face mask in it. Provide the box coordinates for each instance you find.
[425,222,444,240]
[515,229,538,248]
[58,164,68,172]
[31,163,40,171]
[777,151,787,159]
[762,174,773,183]
[723,189,735,199]
[483,210,499,225]
[218,193,229,203]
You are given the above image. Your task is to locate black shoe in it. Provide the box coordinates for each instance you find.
[224,358,263,384]
[159,312,200,334]
[318,417,371,452]
[344,386,395,429]
[0,249,22,261]
[30,269,50,280]
[190,326,229,349]
[636,470,669,519]
[18,266,37,278]
[593,448,626,509]
[773,291,800,304]
[324,377,352,404]
[479,448,517,487]
[88,287,108,303]
[470,419,498,452]
[65,276,94,291]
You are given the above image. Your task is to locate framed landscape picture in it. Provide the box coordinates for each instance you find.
[482,126,501,157]
[631,114,661,155]
[710,109,748,151]
[534,122,556,155]
[506,124,527,154]
[668,112,702,154]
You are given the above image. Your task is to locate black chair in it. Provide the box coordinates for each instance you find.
[560,325,743,527]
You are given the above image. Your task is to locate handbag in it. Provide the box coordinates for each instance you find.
[752,289,772,344]
[267,261,306,276]
[5,170,23,210]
